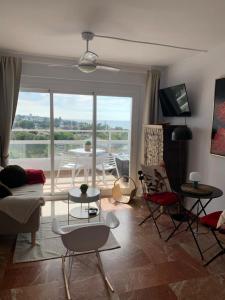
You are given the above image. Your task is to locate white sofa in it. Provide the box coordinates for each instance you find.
[0,183,44,246]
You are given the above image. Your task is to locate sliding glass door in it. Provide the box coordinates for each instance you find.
[96,96,132,189]
[10,91,133,195]
[9,91,51,191]
[53,93,93,193]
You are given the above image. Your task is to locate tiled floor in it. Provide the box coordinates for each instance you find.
[0,198,225,299]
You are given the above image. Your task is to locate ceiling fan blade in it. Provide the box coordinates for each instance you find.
[96,64,120,72]
[48,63,78,68]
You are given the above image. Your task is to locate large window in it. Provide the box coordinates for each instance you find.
[9,91,132,195]
[10,91,50,175]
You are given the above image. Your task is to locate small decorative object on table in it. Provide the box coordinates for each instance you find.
[84,141,91,152]
[80,184,88,194]
[189,172,201,189]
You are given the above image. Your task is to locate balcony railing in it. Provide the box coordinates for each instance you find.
[9,129,130,171]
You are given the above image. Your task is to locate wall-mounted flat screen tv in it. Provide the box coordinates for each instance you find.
[159,84,191,117]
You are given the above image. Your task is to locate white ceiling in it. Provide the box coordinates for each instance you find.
[1,0,225,67]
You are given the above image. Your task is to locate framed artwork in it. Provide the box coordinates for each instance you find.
[211,78,225,156]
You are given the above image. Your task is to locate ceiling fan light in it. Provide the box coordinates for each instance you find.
[78,63,96,73]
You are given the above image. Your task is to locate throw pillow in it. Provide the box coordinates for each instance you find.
[141,164,171,194]
[25,169,46,184]
[0,165,27,188]
[217,210,225,229]
[0,182,12,198]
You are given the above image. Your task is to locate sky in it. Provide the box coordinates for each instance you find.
[17,92,132,121]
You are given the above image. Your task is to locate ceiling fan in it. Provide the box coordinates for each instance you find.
[49,31,207,73]
[49,32,120,73]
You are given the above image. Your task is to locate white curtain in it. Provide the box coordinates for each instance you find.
[140,69,161,165]
[0,56,22,167]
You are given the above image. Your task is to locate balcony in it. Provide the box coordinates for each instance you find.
[9,129,130,194]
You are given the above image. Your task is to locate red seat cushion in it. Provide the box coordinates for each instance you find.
[200,211,223,229]
[25,169,46,185]
[143,192,179,206]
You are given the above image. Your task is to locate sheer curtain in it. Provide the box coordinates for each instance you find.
[0,56,22,166]
[140,69,161,165]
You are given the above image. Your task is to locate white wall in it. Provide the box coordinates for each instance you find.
[162,42,225,212]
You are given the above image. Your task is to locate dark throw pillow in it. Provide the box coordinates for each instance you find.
[0,165,27,188]
[0,182,12,198]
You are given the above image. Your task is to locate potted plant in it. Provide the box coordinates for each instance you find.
[84,140,91,152]
[80,184,88,194]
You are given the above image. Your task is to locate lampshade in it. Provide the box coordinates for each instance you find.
[189,172,201,182]
[172,126,192,141]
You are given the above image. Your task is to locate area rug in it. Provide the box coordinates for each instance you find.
[13,215,120,263]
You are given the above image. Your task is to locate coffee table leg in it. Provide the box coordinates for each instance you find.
[99,198,101,222]
[68,194,69,224]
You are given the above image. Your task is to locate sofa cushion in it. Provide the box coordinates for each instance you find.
[10,183,44,198]
[25,169,46,184]
[143,192,178,206]
[0,182,12,199]
[0,165,27,188]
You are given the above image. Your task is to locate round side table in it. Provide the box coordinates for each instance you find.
[68,187,101,223]
[180,183,223,233]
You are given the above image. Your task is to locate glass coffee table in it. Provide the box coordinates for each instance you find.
[68,187,101,223]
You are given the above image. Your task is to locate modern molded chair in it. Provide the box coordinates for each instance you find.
[200,210,225,266]
[52,212,120,300]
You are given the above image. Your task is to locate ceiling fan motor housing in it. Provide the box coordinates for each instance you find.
[82,32,95,41]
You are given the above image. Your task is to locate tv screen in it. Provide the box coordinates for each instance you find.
[159,84,191,117]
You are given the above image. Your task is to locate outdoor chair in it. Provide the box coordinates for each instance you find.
[200,210,225,266]
[96,153,119,183]
[138,164,180,239]
[138,164,215,260]
[55,151,82,187]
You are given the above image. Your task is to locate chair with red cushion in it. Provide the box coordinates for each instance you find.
[200,210,225,266]
[138,164,181,239]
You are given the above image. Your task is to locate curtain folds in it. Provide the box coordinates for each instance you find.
[0,56,22,167]
[140,69,161,165]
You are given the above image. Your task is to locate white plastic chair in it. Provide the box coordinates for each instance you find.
[55,152,82,187]
[52,212,120,300]
[96,153,119,183]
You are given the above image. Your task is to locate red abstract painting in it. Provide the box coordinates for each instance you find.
[211,78,225,156]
